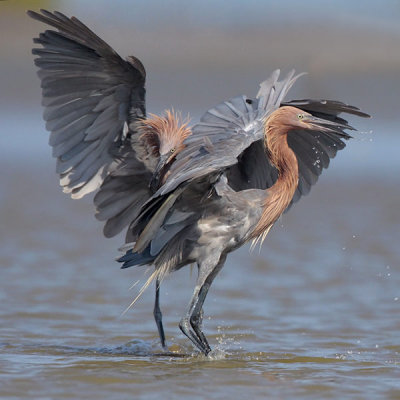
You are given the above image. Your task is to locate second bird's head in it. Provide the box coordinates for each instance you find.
[139,110,192,191]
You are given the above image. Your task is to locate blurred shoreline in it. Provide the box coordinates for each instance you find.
[1,2,400,118]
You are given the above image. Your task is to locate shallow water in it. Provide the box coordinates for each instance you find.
[0,159,399,399]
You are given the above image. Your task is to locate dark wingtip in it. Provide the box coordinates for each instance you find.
[27,9,52,24]
[282,99,371,119]
[116,250,132,263]
[347,106,371,119]
[27,9,68,26]
[27,9,46,18]
[342,104,371,119]
[27,9,39,19]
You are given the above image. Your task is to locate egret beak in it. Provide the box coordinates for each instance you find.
[302,115,354,136]
[149,153,169,192]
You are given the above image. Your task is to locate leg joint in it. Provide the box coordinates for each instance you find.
[153,307,162,319]
[179,317,189,332]
[190,314,200,329]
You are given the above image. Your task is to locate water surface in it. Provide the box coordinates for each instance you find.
[0,154,399,399]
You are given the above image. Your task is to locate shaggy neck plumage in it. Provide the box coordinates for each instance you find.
[251,123,299,240]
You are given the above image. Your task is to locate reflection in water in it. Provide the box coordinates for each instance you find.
[0,161,399,399]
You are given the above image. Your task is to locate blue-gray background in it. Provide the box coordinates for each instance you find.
[1,1,399,399]
[1,0,399,172]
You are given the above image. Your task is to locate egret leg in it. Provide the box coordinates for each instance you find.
[198,307,204,331]
[153,278,166,349]
[189,283,212,353]
[179,255,226,355]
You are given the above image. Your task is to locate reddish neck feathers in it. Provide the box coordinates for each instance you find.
[251,122,299,240]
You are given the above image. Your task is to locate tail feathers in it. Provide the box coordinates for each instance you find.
[132,186,185,253]
[117,246,154,269]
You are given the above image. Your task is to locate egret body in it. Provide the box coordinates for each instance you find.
[28,10,369,355]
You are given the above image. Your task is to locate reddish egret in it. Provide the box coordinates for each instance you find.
[28,10,369,355]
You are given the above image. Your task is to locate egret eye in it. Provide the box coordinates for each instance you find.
[297,114,304,120]
[170,148,176,154]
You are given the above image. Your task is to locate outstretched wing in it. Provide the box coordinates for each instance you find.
[227,98,369,208]
[28,9,146,199]
[154,70,303,197]
[93,145,152,238]
[282,99,370,209]
[139,71,369,237]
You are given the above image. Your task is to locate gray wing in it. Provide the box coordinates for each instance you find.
[282,99,370,210]
[126,70,301,247]
[29,10,146,199]
[154,70,303,197]
[215,98,369,207]
[230,98,369,208]
[93,145,152,238]
[225,139,278,191]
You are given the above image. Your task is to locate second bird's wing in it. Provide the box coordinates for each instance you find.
[282,99,370,210]
[29,10,146,199]
[154,70,302,198]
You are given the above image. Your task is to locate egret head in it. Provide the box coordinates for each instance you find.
[265,106,353,135]
[140,110,191,191]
